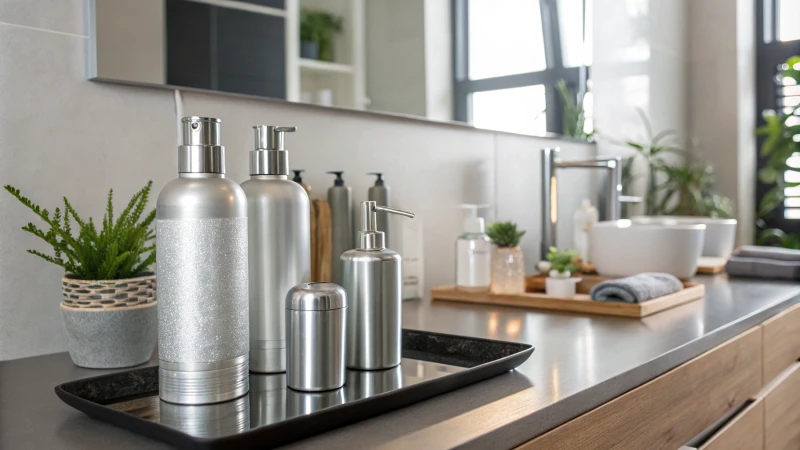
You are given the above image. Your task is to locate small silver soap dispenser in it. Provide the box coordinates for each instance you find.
[341,201,414,370]
[156,117,249,405]
[242,125,311,374]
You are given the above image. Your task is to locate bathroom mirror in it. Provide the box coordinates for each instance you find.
[88,0,591,137]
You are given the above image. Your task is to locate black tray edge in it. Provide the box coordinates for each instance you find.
[55,330,534,450]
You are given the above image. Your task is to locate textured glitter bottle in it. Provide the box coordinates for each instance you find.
[156,117,249,405]
[241,125,310,373]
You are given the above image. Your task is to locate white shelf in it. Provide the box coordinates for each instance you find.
[299,58,354,74]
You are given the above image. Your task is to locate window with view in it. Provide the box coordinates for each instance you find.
[453,0,592,137]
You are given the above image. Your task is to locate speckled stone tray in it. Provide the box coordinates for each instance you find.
[55,329,534,450]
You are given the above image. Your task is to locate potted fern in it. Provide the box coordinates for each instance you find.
[540,247,582,298]
[4,182,157,369]
[486,222,526,294]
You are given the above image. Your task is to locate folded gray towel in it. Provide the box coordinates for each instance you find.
[590,273,684,303]
[734,245,800,262]
[725,256,800,280]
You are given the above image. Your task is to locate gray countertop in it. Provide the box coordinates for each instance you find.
[3,275,800,450]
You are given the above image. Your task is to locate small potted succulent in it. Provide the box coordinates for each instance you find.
[300,9,343,62]
[539,247,582,298]
[4,182,157,368]
[486,222,526,294]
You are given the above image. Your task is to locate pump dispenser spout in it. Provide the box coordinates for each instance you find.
[357,201,414,250]
[327,171,346,186]
[367,172,384,186]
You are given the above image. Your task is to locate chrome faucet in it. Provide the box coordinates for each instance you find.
[540,148,622,260]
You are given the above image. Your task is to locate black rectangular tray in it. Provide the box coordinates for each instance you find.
[55,329,533,449]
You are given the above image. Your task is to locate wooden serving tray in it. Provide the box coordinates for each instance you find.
[432,276,705,318]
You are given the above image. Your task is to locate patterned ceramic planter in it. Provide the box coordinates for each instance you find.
[60,272,157,369]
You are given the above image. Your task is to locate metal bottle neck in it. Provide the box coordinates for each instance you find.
[250,150,288,176]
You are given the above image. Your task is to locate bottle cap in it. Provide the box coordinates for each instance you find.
[250,126,296,175]
[178,117,225,174]
[292,169,305,183]
[459,204,489,233]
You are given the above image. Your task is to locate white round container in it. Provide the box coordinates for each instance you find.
[631,216,737,258]
[590,220,706,279]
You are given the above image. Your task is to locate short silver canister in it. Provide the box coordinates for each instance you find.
[286,282,347,392]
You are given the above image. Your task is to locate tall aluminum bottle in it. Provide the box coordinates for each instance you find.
[241,126,310,373]
[326,171,352,285]
[156,117,249,405]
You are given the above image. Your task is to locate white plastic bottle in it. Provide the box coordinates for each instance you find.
[573,199,598,263]
[456,206,491,291]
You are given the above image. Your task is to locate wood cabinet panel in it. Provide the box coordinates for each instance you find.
[762,302,800,383]
[700,401,764,450]
[518,327,763,450]
[764,363,800,450]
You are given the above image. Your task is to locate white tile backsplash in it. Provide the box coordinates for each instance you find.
[0,3,598,361]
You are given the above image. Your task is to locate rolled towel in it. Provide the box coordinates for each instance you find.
[725,256,800,281]
[590,273,684,303]
[734,245,800,262]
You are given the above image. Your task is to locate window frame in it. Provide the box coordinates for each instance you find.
[452,0,589,135]
[756,0,800,231]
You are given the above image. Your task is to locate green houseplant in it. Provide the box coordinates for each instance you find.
[756,56,800,248]
[4,181,158,368]
[300,9,343,62]
[621,110,732,218]
[541,247,582,298]
[555,79,592,141]
[486,222,526,295]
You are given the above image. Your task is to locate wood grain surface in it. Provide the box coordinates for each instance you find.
[518,327,763,450]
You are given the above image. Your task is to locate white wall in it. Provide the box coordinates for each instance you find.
[0,0,595,361]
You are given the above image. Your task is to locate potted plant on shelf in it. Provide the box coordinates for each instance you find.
[4,181,157,369]
[300,9,343,62]
[486,222,526,294]
[539,247,582,298]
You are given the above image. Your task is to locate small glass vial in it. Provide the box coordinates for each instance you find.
[456,213,492,291]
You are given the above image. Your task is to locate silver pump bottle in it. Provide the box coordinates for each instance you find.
[156,116,249,405]
[242,125,311,374]
[367,173,390,247]
[341,201,414,370]
[327,171,352,284]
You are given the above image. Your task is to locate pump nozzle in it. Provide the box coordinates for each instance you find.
[357,201,414,250]
[327,171,346,186]
[292,169,305,183]
[253,125,296,150]
[367,172,384,186]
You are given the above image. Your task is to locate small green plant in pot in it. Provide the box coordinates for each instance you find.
[300,9,343,62]
[4,181,158,369]
[486,222,526,295]
[541,247,582,298]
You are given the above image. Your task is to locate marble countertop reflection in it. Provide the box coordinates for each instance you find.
[2,275,799,450]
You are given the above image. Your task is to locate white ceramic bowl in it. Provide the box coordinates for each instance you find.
[631,216,737,258]
[590,220,706,279]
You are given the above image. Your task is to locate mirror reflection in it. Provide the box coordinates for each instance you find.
[109,358,466,438]
[90,0,590,137]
